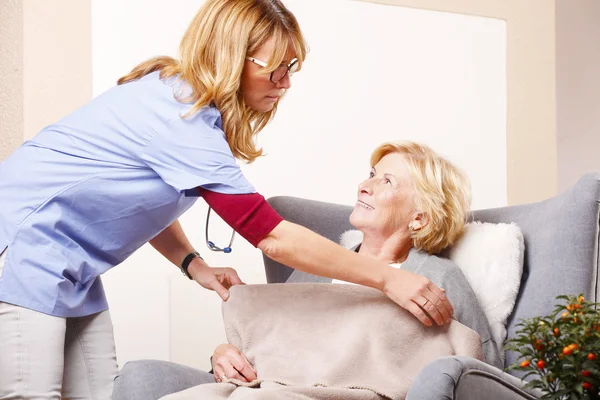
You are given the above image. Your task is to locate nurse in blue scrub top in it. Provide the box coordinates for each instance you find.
[0,1,453,399]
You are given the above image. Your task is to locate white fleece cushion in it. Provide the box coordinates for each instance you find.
[448,222,524,352]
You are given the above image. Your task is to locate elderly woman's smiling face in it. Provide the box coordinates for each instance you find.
[349,153,418,238]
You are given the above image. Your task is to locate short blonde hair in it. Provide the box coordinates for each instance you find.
[118,0,308,163]
[370,141,471,254]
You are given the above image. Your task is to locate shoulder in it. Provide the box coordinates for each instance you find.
[117,73,223,131]
[419,252,458,271]
[177,104,223,133]
[409,250,466,284]
[410,251,478,305]
[151,104,228,152]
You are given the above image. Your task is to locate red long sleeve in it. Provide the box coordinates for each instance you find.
[197,188,283,247]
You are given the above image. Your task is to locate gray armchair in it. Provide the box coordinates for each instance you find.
[263,172,600,399]
[112,173,600,400]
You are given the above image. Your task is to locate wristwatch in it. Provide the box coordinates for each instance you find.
[180,251,202,280]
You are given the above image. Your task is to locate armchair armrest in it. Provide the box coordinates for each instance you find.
[406,357,543,400]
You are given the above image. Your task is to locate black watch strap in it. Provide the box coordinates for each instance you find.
[180,251,202,280]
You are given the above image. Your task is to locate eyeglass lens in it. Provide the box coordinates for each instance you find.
[270,61,299,83]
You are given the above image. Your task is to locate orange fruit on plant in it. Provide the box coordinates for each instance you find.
[553,328,560,336]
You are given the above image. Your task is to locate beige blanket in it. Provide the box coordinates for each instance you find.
[162,284,483,400]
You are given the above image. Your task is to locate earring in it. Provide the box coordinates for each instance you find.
[408,222,417,231]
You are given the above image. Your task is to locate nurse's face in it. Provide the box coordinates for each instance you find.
[241,37,296,113]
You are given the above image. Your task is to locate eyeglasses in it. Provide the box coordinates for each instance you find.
[246,56,299,83]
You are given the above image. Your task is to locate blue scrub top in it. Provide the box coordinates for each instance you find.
[0,72,255,317]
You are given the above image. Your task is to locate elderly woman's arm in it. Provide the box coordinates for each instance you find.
[410,252,503,368]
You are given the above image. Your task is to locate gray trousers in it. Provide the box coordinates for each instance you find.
[0,250,118,400]
[112,361,214,400]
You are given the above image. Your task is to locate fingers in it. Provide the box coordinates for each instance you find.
[231,353,257,382]
[426,285,454,323]
[213,367,234,383]
[213,365,252,383]
[212,344,257,383]
[413,295,444,327]
[224,365,248,382]
[213,365,232,383]
[404,301,433,327]
[225,269,245,286]
[209,279,230,301]
[192,265,244,299]
[383,269,455,328]
[213,269,245,297]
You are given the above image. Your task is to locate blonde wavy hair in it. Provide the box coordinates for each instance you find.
[370,141,472,254]
[118,0,308,163]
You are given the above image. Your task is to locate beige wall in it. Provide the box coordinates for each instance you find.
[22,0,92,140]
[0,0,91,162]
[556,0,600,193]
[0,0,24,161]
[2,0,558,204]
[362,0,557,205]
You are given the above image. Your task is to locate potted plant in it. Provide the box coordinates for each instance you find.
[506,294,600,399]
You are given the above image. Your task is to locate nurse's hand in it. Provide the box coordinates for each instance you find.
[382,268,453,327]
[188,259,245,301]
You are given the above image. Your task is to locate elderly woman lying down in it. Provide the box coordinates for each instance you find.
[113,141,501,400]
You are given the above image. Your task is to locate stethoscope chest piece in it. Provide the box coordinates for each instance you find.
[205,207,235,253]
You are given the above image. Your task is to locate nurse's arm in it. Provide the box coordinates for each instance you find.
[149,220,244,300]
[149,220,197,267]
[198,188,453,327]
[197,188,393,289]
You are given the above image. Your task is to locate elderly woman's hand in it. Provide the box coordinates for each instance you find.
[211,343,257,383]
[382,269,454,327]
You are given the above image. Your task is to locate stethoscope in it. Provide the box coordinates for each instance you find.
[205,207,235,253]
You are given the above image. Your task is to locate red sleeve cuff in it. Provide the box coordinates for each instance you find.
[197,188,283,247]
